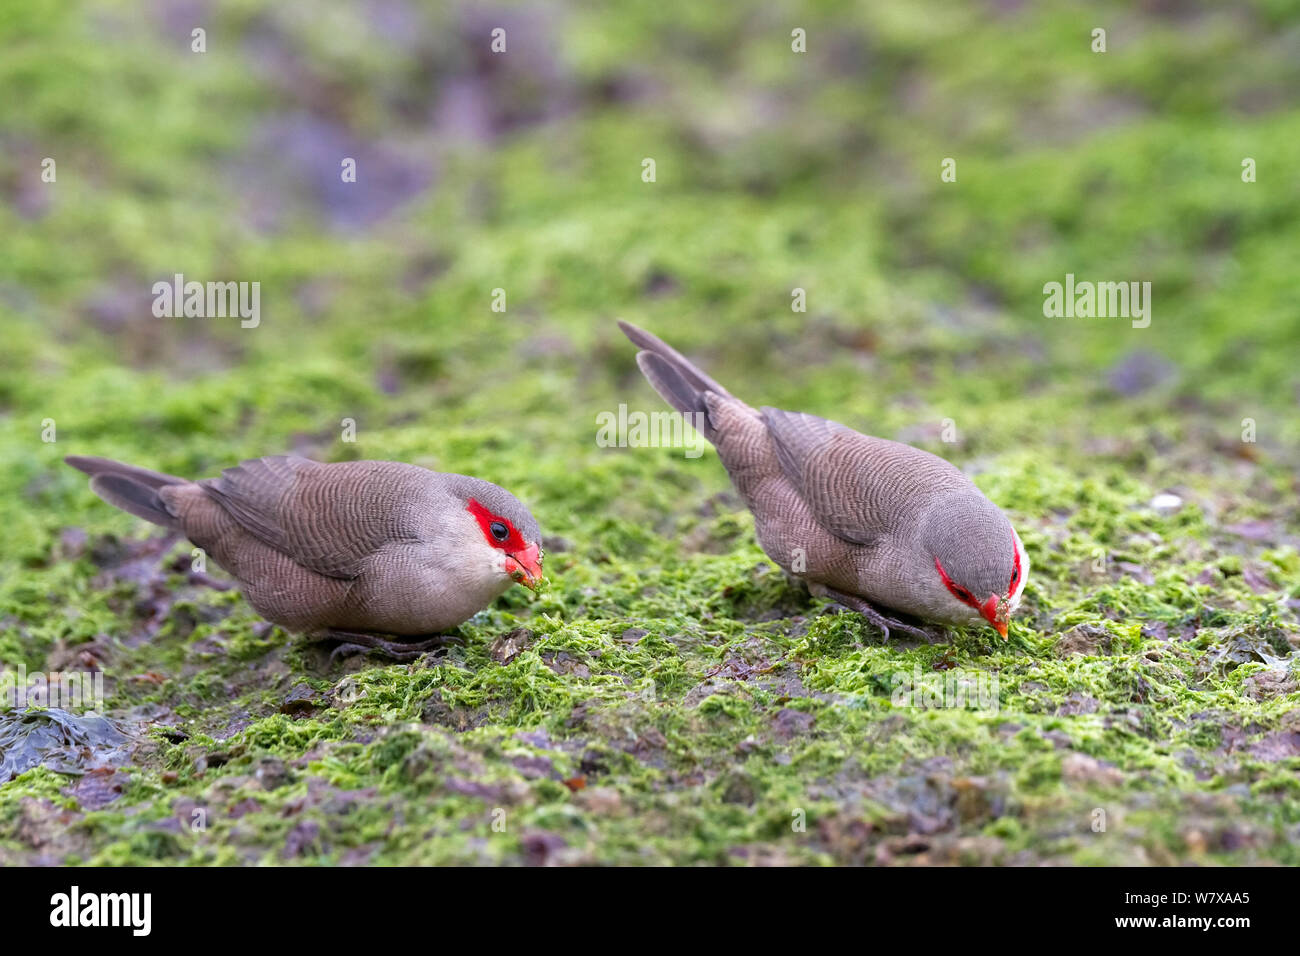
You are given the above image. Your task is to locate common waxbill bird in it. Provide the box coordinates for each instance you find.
[65,455,543,658]
[618,321,1028,641]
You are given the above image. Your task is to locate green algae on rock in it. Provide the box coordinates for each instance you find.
[1,0,1298,865]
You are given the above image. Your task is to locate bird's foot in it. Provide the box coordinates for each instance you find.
[328,642,374,665]
[320,629,464,664]
[819,588,942,643]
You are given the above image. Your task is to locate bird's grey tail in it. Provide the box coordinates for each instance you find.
[618,321,730,397]
[618,321,732,438]
[65,455,185,529]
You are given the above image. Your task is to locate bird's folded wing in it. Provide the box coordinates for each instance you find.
[199,455,406,579]
[760,407,965,547]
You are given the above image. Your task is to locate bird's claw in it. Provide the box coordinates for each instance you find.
[820,588,943,643]
[319,629,462,663]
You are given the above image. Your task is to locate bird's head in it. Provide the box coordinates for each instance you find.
[449,477,544,591]
[925,500,1028,639]
[467,497,543,590]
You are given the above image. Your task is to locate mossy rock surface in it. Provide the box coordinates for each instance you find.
[1,1,1298,864]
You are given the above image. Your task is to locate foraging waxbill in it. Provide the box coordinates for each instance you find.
[65,455,543,658]
[618,321,1028,640]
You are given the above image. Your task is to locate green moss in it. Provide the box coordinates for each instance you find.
[1,0,1298,865]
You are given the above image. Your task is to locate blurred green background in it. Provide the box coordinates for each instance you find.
[0,0,1298,865]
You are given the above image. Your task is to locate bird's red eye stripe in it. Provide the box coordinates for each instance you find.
[934,556,979,610]
[1009,533,1021,592]
[466,499,527,552]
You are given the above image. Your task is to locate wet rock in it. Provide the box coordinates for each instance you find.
[82,281,155,336]
[13,797,82,851]
[489,627,535,664]
[542,535,573,553]
[1247,729,1300,762]
[574,786,622,816]
[220,801,258,822]
[513,729,553,749]
[1041,730,1073,749]
[771,707,815,741]
[1200,630,1278,673]
[1224,520,1276,542]
[42,638,112,675]
[520,829,569,866]
[951,776,995,823]
[236,113,432,232]
[578,748,606,776]
[542,650,590,678]
[280,683,322,717]
[1107,351,1176,396]
[339,844,381,866]
[816,813,875,863]
[874,833,932,865]
[1244,670,1298,699]
[511,754,555,780]
[1241,564,1277,594]
[718,770,760,805]
[1117,561,1155,585]
[1055,623,1113,656]
[195,750,234,772]
[63,768,127,810]
[56,527,89,560]
[1053,692,1099,716]
[431,7,576,144]
[282,820,323,860]
[0,709,133,782]
[1141,621,1170,642]
[627,726,667,763]
[1061,753,1124,787]
[255,756,294,791]
[395,744,442,783]
[211,714,253,741]
[422,690,482,733]
[444,777,510,802]
[643,269,680,297]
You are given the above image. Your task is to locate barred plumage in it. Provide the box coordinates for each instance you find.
[66,454,543,655]
[619,321,1028,639]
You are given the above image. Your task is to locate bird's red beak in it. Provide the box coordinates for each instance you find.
[981,594,1009,639]
[505,542,543,591]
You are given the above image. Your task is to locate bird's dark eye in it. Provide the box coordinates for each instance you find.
[489,521,509,541]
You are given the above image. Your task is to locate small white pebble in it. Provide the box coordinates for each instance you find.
[1149,493,1183,512]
